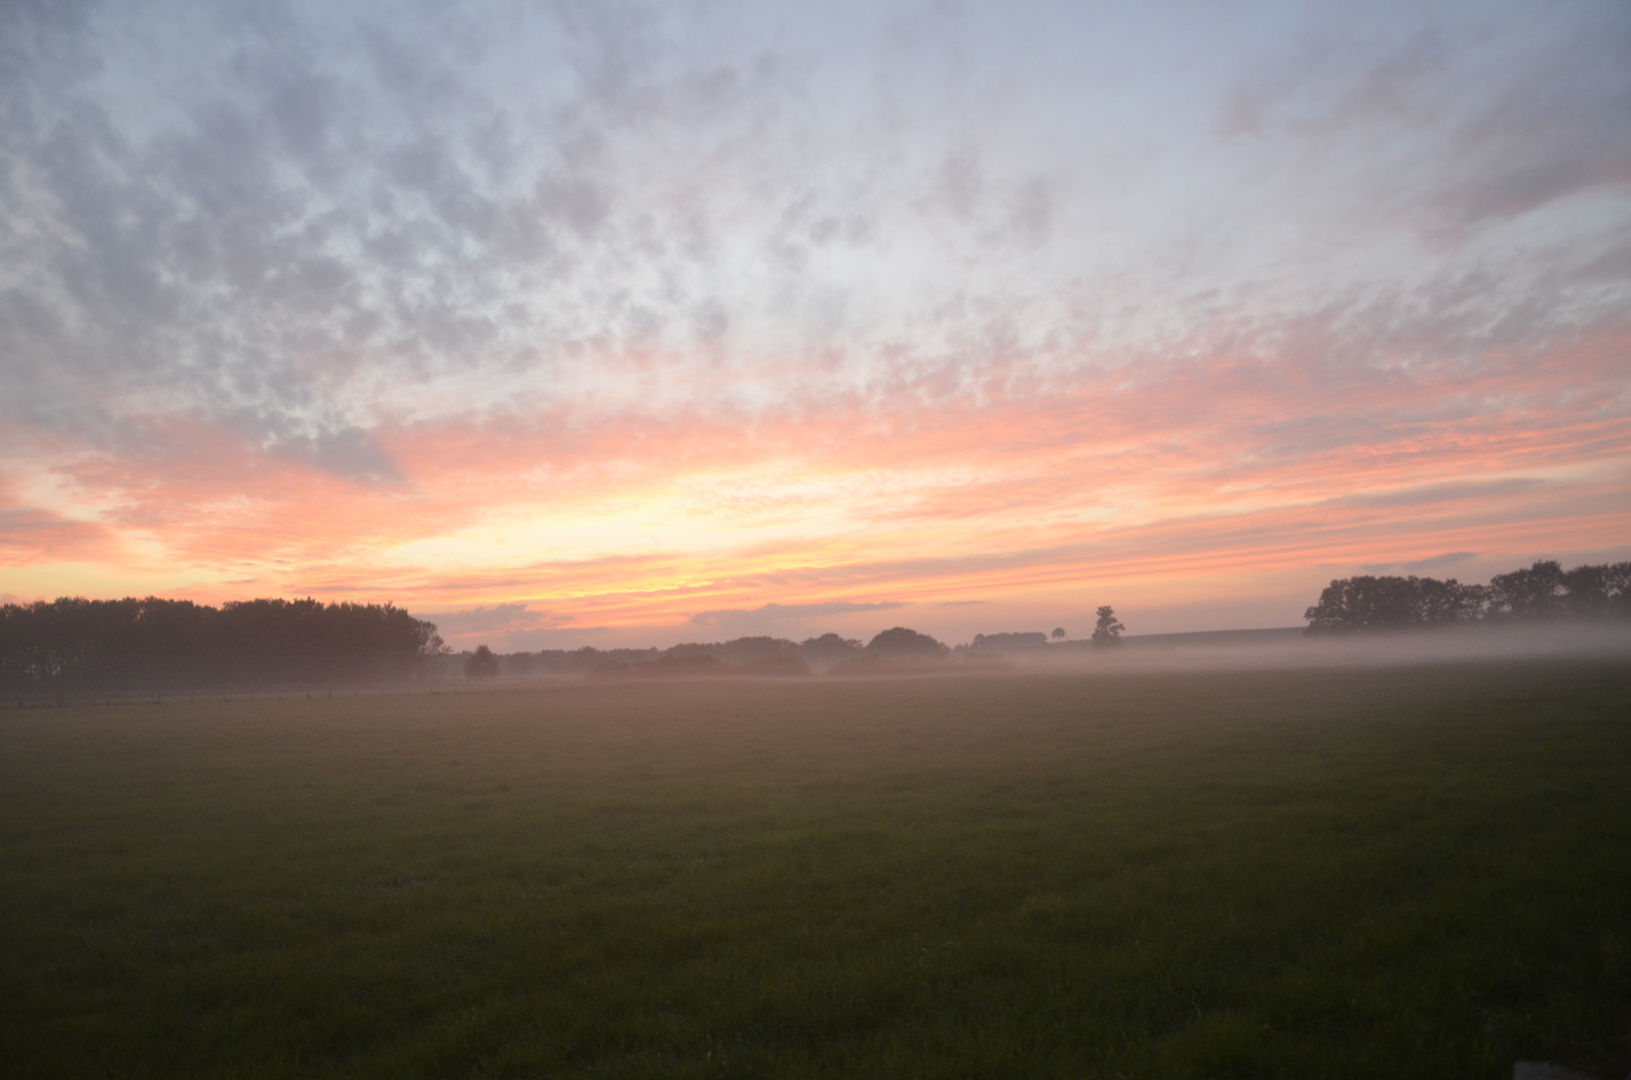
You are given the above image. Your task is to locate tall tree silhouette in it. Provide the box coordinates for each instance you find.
[1091,606,1125,648]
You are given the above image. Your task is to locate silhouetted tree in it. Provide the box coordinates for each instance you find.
[669,636,801,665]
[504,652,539,676]
[464,644,500,679]
[1303,575,1472,634]
[1416,577,1486,625]
[1488,560,1566,620]
[1303,559,1631,634]
[1051,627,1067,640]
[1091,606,1125,648]
[1608,563,1631,617]
[865,627,949,656]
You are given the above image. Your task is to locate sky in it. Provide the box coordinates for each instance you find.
[2,0,1629,651]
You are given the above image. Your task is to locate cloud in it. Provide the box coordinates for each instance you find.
[0,1,1627,640]
[688,600,905,636]
[410,600,626,651]
[1338,479,1548,511]
[488,625,618,652]
[4,1,1625,448]
[420,602,555,639]
[1402,551,1478,572]
[1221,3,1631,234]
[0,506,121,564]
[263,424,403,485]
[1362,551,1478,574]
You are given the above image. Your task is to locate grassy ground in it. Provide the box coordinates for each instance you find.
[2,660,1628,1079]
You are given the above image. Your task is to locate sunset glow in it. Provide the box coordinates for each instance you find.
[3,1,1629,648]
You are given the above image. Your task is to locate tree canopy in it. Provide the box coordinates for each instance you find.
[1304,560,1631,634]
[1091,606,1125,648]
[0,597,445,693]
[865,627,950,656]
[464,645,500,679]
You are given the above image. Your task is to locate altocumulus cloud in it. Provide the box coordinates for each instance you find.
[421,602,556,638]
[5,1,1625,445]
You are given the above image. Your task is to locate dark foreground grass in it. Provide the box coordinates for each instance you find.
[2,661,1628,1079]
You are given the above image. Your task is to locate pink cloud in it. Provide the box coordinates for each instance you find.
[4,308,1627,636]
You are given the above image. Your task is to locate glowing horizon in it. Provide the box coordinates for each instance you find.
[3,1,1629,650]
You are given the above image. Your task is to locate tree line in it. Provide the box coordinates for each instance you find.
[456,614,1132,681]
[0,597,446,694]
[32,560,1616,693]
[443,632,873,680]
[1304,560,1631,634]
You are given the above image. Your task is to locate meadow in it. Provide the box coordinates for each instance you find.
[2,660,1628,1079]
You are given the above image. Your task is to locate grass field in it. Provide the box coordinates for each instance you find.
[2,660,1629,1078]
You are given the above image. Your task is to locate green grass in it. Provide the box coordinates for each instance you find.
[2,660,1628,1078]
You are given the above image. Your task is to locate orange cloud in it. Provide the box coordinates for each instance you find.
[4,317,1628,639]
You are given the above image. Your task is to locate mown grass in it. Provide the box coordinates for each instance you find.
[2,660,1628,1078]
